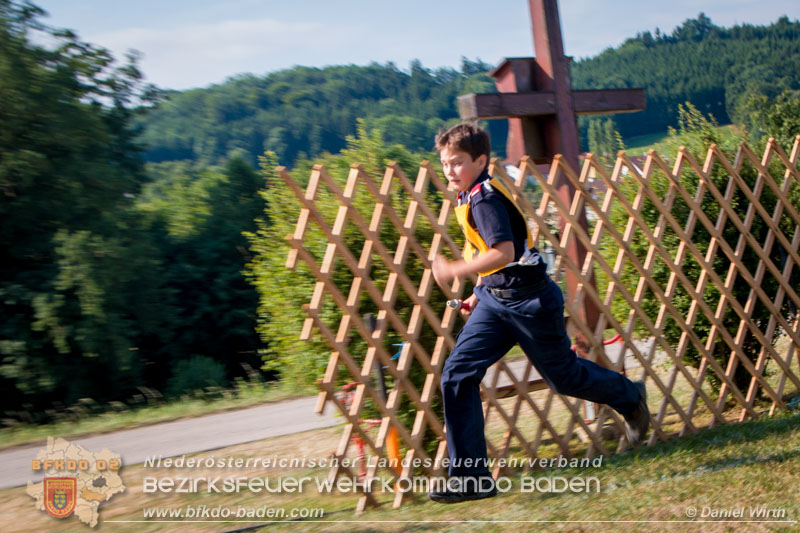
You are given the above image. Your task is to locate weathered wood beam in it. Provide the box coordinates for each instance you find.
[458,92,556,120]
[573,89,646,115]
[458,89,645,121]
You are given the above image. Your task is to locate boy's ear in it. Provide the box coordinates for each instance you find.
[475,154,488,170]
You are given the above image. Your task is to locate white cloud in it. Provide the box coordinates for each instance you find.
[90,17,360,89]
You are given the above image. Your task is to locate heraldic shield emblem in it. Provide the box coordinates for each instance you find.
[44,477,77,518]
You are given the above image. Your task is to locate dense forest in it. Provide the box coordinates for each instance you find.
[2,0,799,422]
[139,13,800,166]
[138,59,499,167]
[572,13,800,139]
[0,1,264,416]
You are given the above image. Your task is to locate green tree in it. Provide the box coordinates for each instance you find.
[0,0,167,411]
[743,89,800,151]
[246,123,432,386]
[587,117,625,164]
[247,124,449,454]
[135,156,264,389]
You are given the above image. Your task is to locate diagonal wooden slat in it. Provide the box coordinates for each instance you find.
[524,155,724,428]
[712,140,792,416]
[669,149,800,398]
[616,150,787,411]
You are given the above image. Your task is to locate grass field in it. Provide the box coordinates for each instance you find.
[5,401,798,532]
[623,130,671,153]
[622,124,741,156]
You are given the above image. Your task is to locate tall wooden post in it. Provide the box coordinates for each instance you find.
[458,0,646,356]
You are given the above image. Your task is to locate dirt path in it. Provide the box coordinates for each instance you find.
[0,396,339,490]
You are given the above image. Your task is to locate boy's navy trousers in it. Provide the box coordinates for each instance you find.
[441,281,641,477]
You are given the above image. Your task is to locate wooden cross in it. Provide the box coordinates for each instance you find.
[458,0,645,166]
[458,0,645,357]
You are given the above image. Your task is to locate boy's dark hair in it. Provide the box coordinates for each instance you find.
[435,122,491,165]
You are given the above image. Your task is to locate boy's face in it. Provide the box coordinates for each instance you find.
[440,146,487,193]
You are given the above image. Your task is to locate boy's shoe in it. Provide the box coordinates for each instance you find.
[428,475,497,504]
[623,381,650,446]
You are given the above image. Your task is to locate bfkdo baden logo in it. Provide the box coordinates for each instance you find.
[44,477,77,518]
[27,437,125,528]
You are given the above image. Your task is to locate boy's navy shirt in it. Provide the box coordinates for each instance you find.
[458,169,548,289]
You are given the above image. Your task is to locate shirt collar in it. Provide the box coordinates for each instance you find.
[457,168,491,204]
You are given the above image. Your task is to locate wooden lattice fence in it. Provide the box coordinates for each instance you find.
[281,136,800,512]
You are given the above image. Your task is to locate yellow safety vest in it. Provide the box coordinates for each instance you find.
[454,176,535,277]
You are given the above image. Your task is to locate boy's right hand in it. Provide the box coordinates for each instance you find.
[460,293,478,319]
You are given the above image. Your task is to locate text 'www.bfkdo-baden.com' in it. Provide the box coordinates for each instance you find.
[141,504,324,520]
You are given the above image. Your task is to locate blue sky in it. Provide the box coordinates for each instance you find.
[33,0,800,90]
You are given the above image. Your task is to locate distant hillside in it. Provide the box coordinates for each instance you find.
[137,14,800,166]
[572,13,800,139]
[137,59,500,167]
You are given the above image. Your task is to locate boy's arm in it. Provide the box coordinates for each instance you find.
[432,241,514,289]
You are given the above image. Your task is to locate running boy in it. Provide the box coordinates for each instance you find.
[429,122,650,504]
